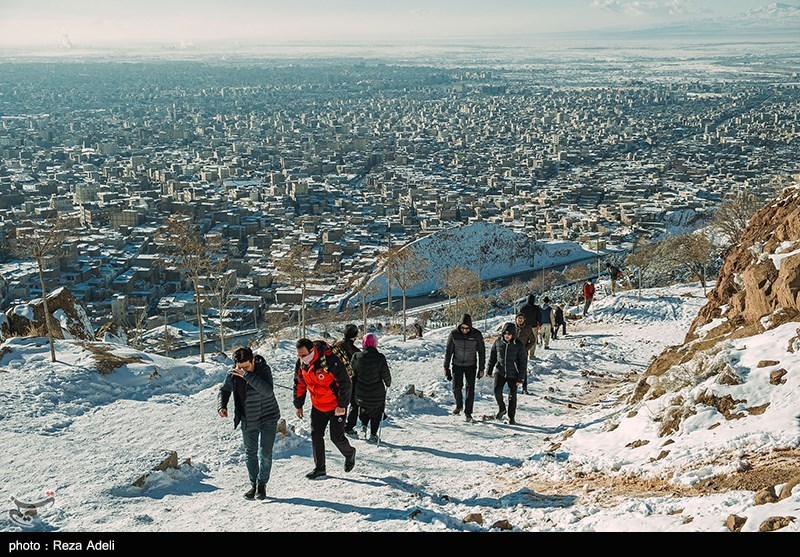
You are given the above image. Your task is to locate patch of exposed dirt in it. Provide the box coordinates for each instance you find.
[78,342,144,375]
[693,449,800,493]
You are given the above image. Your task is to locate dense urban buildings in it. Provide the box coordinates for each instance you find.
[0,53,797,349]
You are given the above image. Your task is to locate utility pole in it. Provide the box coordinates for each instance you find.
[163,308,170,358]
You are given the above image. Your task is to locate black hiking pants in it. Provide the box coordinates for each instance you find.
[310,407,355,471]
[493,375,519,420]
[452,365,477,416]
[359,405,384,436]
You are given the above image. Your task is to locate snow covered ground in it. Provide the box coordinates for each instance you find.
[1,283,798,532]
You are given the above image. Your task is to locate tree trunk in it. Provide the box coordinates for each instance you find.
[362,292,368,338]
[386,271,392,321]
[37,261,56,363]
[301,282,306,338]
[402,289,407,341]
[638,269,642,301]
[219,307,226,355]
[163,310,170,357]
[193,280,205,363]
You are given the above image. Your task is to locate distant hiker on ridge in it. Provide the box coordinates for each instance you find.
[218,347,281,500]
[443,314,486,423]
[351,333,392,444]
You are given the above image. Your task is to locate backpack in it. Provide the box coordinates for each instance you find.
[322,340,355,379]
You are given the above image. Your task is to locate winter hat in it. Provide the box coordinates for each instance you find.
[362,333,378,348]
[501,322,517,338]
[526,293,536,305]
[543,297,550,304]
[460,314,473,327]
[515,313,526,322]
[344,324,359,340]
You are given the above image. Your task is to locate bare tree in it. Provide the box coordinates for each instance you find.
[11,217,76,362]
[160,310,175,357]
[350,274,379,338]
[377,246,401,321]
[160,215,215,363]
[126,305,149,350]
[498,278,528,313]
[654,233,716,295]
[207,269,237,354]
[274,244,315,338]
[626,239,656,300]
[385,245,427,341]
[564,263,591,283]
[442,266,481,321]
[711,191,764,248]
[541,270,567,292]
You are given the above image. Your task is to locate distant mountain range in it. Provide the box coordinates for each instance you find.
[642,2,800,34]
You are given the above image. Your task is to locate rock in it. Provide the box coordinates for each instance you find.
[491,519,513,531]
[726,514,747,532]
[747,403,770,415]
[648,450,670,462]
[774,252,800,314]
[408,509,422,520]
[754,486,779,505]
[405,385,416,396]
[662,439,675,446]
[463,512,483,525]
[770,368,788,385]
[757,360,781,368]
[779,474,800,500]
[626,439,650,449]
[717,366,742,385]
[95,321,128,345]
[132,450,180,487]
[4,287,94,341]
[758,516,796,532]
[708,423,721,430]
[277,418,288,438]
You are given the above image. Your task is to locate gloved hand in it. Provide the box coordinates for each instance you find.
[444,368,452,381]
[477,369,484,379]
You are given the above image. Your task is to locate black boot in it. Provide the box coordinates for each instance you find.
[243,483,256,500]
[306,468,327,479]
[256,483,266,500]
[344,448,356,472]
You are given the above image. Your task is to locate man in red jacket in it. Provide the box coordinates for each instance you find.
[294,338,356,479]
[582,279,596,317]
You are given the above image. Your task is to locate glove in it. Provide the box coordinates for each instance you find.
[477,369,484,379]
[445,368,452,381]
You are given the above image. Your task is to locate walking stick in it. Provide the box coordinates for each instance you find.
[377,386,390,447]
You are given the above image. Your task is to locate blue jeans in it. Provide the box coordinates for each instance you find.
[241,420,278,485]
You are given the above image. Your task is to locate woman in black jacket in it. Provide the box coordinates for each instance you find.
[351,333,392,443]
[486,322,528,425]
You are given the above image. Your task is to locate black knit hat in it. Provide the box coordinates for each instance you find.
[344,324,359,339]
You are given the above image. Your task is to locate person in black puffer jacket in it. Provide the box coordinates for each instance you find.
[351,333,392,444]
[486,322,528,425]
[443,314,486,422]
[336,324,362,436]
[519,293,541,360]
[218,347,281,500]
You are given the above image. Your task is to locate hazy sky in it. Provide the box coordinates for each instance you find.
[0,0,779,46]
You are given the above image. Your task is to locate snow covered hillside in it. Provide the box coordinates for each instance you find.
[1,284,798,532]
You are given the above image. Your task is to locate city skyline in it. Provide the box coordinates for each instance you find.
[0,0,793,48]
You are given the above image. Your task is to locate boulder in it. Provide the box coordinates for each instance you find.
[770,369,788,385]
[4,287,94,340]
[774,252,800,313]
[778,474,800,500]
[754,486,779,505]
[463,512,483,525]
[96,321,128,345]
[758,516,795,532]
[726,514,747,532]
[491,519,513,531]
[132,450,180,487]
[757,360,780,368]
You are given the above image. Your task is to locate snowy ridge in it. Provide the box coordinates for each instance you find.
[0,283,798,531]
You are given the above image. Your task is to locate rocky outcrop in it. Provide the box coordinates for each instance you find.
[3,287,94,341]
[95,321,128,345]
[633,185,800,402]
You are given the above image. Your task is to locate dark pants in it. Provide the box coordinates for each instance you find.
[310,406,355,471]
[359,405,384,436]
[493,375,519,420]
[557,321,566,336]
[452,365,477,416]
[345,379,359,430]
[241,419,278,485]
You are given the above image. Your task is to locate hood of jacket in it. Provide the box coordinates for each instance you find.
[501,322,517,339]
[460,314,473,328]
[526,293,536,305]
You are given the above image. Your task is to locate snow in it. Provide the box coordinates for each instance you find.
[1,282,798,532]
[768,243,800,271]
[13,304,34,321]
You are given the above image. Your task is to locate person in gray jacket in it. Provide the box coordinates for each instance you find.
[486,322,528,425]
[443,314,486,422]
[218,346,281,501]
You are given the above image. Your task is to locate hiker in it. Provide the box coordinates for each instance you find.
[605,262,624,295]
[350,333,392,444]
[514,313,535,394]
[443,314,486,423]
[218,347,281,500]
[519,293,541,360]
[582,279,595,316]
[539,297,555,349]
[410,321,423,339]
[294,338,356,479]
[336,324,362,437]
[486,322,528,425]
[553,304,567,339]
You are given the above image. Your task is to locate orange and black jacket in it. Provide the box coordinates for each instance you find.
[293,340,352,413]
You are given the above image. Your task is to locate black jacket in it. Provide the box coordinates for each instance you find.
[519,294,541,328]
[444,314,486,371]
[334,337,360,361]
[487,323,528,380]
[554,307,565,325]
[218,355,281,430]
[351,347,392,409]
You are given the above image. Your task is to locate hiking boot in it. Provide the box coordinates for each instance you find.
[367,435,378,444]
[361,425,368,437]
[509,418,517,425]
[496,408,506,420]
[305,468,327,480]
[344,427,358,438]
[452,407,462,415]
[243,483,257,500]
[256,483,266,500]
[522,388,530,395]
[344,448,356,472]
